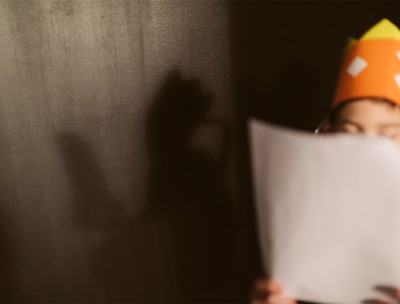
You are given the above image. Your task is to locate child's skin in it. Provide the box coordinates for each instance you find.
[326,98,400,147]
[251,98,400,304]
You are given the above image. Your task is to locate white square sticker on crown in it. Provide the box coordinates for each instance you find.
[394,73,400,89]
[346,56,367,77]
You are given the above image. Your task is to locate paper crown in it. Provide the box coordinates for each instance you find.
[332,19,400,107]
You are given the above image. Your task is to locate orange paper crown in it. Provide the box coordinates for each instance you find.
[333,19,400,107]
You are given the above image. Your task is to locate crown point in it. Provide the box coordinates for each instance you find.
[360,18,400,41]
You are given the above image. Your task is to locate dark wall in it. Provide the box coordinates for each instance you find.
[228,0,400,291]
[0,0,240,302]
[4,1,400,302]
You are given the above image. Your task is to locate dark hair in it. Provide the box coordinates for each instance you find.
[328,97,398,127]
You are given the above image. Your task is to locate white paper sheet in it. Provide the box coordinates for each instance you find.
[249,119,400,304]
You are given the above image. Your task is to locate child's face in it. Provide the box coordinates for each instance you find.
[331,99,400,147]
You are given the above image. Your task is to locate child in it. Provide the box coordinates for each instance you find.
[251,19,400,304]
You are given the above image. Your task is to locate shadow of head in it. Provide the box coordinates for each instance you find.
[146,69,212,158]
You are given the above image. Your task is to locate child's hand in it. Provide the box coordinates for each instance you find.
[250,278,296,304]
[362,286,400,304]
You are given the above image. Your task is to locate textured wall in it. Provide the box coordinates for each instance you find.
[0,0,238,302]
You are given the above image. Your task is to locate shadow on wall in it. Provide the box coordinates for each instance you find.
[55,69,239,302]
[57,134,135,302]
[145,69,239,302]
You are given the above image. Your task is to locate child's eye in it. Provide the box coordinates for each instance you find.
[335,122,361,134]
[337,126,359,134]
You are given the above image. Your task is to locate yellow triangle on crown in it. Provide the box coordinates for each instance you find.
[360,18,400,41]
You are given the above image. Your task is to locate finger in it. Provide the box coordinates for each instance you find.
[253,278,283,294]
[268,294,296,304]
[250,279,267,303]
[374,286,399,301]
[362,300,390,304]
[250,279,284,303]
[250,300,267,304]
[265,280,283,294]
[396,288,400,300]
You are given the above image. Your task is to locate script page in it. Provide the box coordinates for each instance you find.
[249,119,400,304]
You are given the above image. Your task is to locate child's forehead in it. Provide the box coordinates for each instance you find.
[345,98,397,109]
[336,98,400,122]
